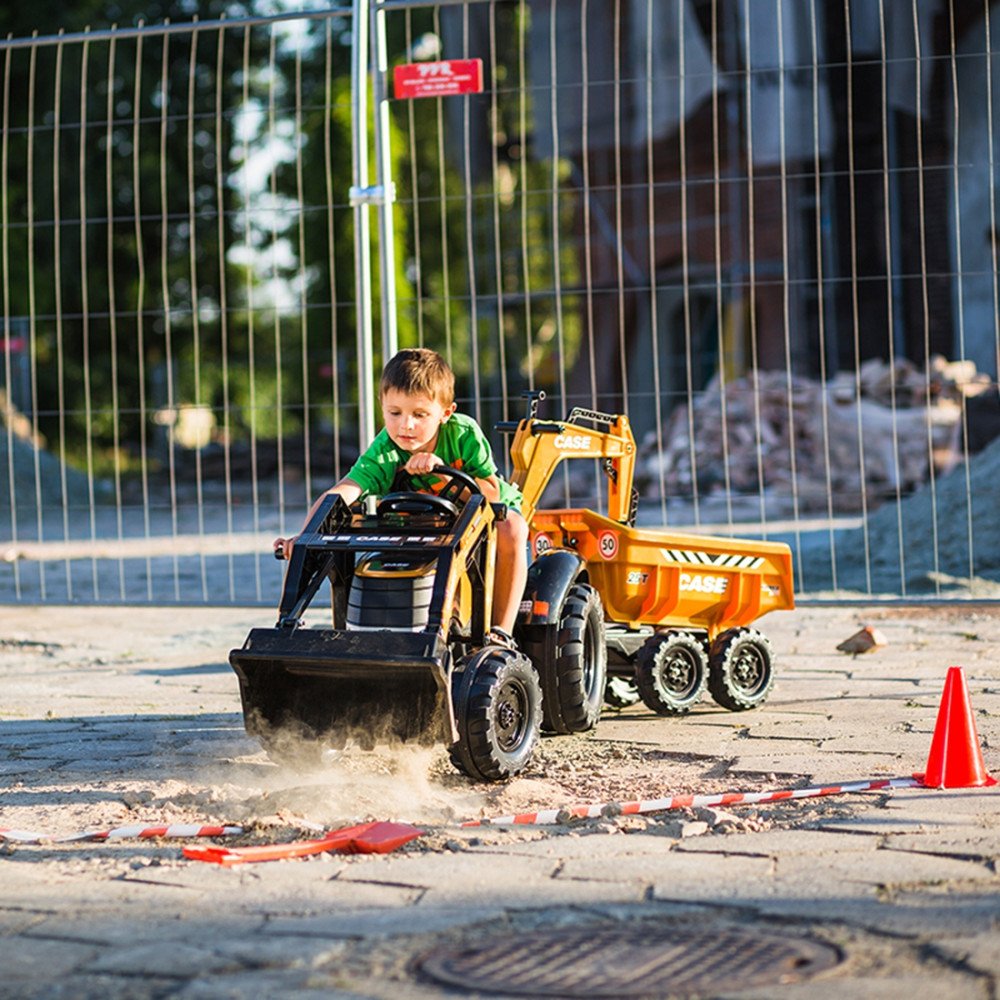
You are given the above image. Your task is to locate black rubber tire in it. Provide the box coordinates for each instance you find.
[634,631,708,716]
[448,647,542,782]
[708,627,775,711]
[604,676,640,709]
[520,582,607,735]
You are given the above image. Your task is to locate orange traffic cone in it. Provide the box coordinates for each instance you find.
[915,666,997,789]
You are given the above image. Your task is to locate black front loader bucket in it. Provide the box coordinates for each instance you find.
[230,628,453,747]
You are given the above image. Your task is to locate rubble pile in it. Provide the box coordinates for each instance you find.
[639,357,994,513]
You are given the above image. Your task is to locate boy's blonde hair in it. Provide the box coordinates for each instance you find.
[379,348,455,406]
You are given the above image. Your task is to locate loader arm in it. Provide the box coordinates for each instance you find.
[508,411,637,524]
[276,493,354,627]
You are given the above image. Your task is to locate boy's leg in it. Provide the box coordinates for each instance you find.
[492,510,529,635]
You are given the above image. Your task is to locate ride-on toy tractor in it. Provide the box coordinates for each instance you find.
[230,465,545,782]
[230,393,794,782]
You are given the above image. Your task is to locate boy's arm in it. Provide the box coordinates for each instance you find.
[474,473,502,503]
[403,451,501,503]
[273,478,363,560]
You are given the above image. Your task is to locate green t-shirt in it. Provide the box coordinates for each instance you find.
[346,411,523,511]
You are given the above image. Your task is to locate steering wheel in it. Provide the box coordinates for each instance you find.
[377,464,482,519]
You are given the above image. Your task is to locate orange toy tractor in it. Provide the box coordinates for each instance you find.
[230,392,794,781]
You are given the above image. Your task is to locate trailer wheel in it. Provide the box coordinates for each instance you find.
[634,631,708,715]
[708,628,775,710]
[520,582,607,734]
[604,676,640,709]
[449,647,542,782]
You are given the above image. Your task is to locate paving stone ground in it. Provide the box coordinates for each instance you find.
[1,602,999,998]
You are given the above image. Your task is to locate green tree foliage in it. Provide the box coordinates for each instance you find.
[0,0,256,470]
[0,0,576,480]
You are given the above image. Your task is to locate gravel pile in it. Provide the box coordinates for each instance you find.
[797,435,1000,595]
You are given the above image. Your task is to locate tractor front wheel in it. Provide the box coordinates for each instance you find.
[708,628,775,711]
[635,631,708,715]
[520,582,607,734]
[449,647,543,781]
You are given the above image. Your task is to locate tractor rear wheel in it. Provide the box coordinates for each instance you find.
[520,582,607,734]
[449,647,542,781]
[708,628,775,710]
[634,631,708,715]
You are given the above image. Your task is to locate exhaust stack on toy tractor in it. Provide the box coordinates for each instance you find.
[230,393,794,781]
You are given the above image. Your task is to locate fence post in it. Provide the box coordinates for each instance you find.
[350,0,376,449]
[372,0,398,362]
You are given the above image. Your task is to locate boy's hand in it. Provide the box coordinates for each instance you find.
[403,452,445,476]
[273,536,297,561]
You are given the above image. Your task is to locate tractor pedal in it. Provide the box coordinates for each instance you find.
[487,626,519,652]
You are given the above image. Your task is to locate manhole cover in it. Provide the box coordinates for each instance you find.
[419,925,841,998]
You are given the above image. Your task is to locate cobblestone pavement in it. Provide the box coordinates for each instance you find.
[1,603,999,998]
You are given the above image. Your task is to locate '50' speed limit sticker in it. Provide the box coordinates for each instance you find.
[597,530,619,560]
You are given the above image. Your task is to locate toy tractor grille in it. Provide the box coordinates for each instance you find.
[346,554,436,631]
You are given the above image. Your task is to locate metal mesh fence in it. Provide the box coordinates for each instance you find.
[0,10,359,603]
[1,0,999,604]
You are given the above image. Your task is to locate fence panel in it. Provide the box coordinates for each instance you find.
[0,10,358,604]
[1,0,998,604]
[378,0,1000,602]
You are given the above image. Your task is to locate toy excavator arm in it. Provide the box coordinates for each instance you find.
[508,411,637,524]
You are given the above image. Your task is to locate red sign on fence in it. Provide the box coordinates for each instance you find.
[394,59,484,100]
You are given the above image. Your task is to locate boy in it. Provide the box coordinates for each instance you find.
[274,348,528,648]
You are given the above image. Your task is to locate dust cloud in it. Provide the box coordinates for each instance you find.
[181,740,490,831]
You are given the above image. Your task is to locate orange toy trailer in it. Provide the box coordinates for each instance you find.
[504,393,795,722]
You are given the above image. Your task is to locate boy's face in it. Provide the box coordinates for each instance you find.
[381,388,456,454]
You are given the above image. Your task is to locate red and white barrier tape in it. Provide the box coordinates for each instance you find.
[0,777,926,843]
[0,823,243,845]
[461,776,922,828]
